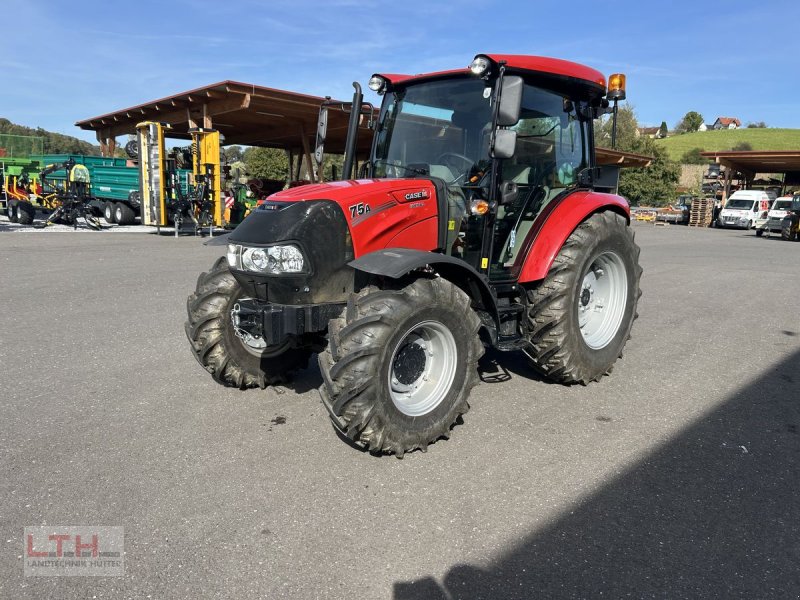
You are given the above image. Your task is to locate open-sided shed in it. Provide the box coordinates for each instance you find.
[702,150,800,198]
[75,80,372,178]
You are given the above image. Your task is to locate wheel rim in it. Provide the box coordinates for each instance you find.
[577,251,628,350]
[388,320,457,417]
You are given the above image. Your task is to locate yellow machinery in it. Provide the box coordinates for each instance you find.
[191,126,222,227]
[136,121,223,235]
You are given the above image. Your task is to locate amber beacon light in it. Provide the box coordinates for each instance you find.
[607,73,626,101]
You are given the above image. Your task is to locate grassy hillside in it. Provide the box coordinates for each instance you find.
[655,128,800,161]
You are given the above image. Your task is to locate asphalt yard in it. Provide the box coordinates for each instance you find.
[1,217,798,598]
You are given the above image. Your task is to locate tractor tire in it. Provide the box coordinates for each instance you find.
[7,200,18,223]
[16,202,35,225]
[319,277,483,457]
[525,210,642,385]
[114,202,136,225]
[184,256,311,389]
[104,202,116,223]
[125,139,139,159]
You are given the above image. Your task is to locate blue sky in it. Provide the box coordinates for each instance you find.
[2,0,798,144]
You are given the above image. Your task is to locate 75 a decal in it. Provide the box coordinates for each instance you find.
[349,202,371,219]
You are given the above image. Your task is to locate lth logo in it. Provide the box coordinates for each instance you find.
[27,532,99,557]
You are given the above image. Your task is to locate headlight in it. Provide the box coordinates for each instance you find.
[228,244,306,274]
[227,243,239,268]
[469,55,491,77]
[368,75,386,93]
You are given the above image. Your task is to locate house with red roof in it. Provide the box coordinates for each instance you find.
[712,117,741,130]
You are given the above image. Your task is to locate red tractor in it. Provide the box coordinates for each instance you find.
[186,54,642,456]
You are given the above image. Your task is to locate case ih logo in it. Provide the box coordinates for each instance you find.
[404,190,428,201]
[24,526,124,576]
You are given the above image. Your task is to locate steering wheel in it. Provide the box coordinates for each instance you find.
[436,152,474,183]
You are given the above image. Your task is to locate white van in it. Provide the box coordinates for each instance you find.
[755,196,794,236]
[717,190,772,229]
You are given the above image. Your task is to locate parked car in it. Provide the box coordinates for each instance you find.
[755,196,794,236]
[702,181,722,195]
[717,190,772,229]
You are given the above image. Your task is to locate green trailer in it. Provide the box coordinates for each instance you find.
[35,154,192,225]
[0,134,46,224]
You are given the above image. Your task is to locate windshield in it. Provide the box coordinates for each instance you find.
[772,200,792,210]
[726,199,754,210]
[373,78,493,182]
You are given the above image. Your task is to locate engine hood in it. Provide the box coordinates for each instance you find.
[268,178,436,206]
[264,178,442,256]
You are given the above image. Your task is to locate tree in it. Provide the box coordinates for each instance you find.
[618,137,680,206]
[675,111,704,133]
[681,147,707,165]
[658,121,668,138]
[0,118,98,154]
[732,141,753,152]
[222,145,243,163]
[746,121,767,128]
[243,147,289,180]
[595,105,680,206]
[594,104,639,150]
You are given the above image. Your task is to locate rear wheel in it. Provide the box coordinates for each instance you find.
[319,277,483,456]
[525,211,641,384]
[185,257,311,388]
[114,202,136,225]
[756,229,764,237]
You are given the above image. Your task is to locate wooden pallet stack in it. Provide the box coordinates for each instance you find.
[689,198,714,227]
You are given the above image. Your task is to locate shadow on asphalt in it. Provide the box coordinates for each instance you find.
[478,348,547,385]
[394,347,800,598]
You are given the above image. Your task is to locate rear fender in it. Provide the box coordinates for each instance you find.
[517,190,630,283]
[348,248,499,326]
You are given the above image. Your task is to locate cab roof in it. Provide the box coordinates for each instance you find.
[378,54,607,93]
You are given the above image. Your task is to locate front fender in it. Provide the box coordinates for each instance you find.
[517,190,630,283]
[348,248,499,324]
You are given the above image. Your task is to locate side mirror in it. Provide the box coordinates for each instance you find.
[491,129,517,159]
[499,180,518,205]
[497,76,523,126]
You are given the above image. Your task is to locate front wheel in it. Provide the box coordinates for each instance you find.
[526,210,642,384]
[6,200,18,223]
[104,202,116,223]
[16,202,35,225]
[319,277,483,456]
[184,257,311,388]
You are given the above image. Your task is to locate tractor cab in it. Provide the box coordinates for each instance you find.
[364,54,613,281]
